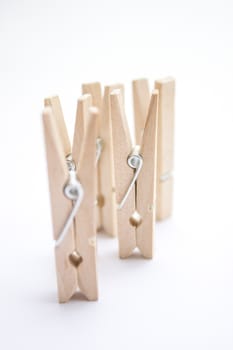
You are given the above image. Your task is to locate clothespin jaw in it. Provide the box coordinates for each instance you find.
[154,78,175,220]
[81,82,124,237]
[110,88,159,258]
[42,96,98,302]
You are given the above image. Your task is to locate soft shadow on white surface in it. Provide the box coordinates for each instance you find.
[0,0,233,349]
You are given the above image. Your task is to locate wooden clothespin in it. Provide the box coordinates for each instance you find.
[42,95,98,303]
[110,88,159,258]
[133,78,175,220]
[81,82,124,237]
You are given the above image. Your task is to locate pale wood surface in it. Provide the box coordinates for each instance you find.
[97,84,124,236]
[72,94,92,166]
[132,79,150,145]
[82,82,102,110]
[75,107,98,300]
[44,96,71,156]
[43,96,98,302]
[110,90,136,258]
[82,82,102,138]
[82,83,102,231]
[136,90,159,258]
[42,107,77,303]
[154,77,175,220]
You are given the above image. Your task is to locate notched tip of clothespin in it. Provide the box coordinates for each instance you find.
[110,89,121,96]
[89,106,99,116]
[155,76,175,85]
[78,93,92,102]
[152,88,159,96]
[82,82,101,91]
[44,95,59,105]
[42,106,53,119]
[132,77,148,84]
[110,89,123,107]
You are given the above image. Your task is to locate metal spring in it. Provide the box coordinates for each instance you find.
[118,146,143,210]
[55,155,84,247]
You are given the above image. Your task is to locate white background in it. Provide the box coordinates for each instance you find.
[0,0,233,349]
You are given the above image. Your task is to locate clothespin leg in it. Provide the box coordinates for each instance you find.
[82,83,102,232]
[136,90,159,258]
[72,94,92,166]
[132,78,150,145]
[154,78,175,220]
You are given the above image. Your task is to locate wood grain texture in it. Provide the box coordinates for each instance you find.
[132,79,150,145]
[136,90,159,258]
[72,94,92,166]
[75,107,98,300]
[110,90,136,258]
[154,77,175,220]
[44,96,71,156]
[42,107,77,303]
[97,84,124,236]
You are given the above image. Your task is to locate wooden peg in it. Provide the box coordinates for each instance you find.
[132,79,150,145]
[136,90,159,258]
[43,96,99,302]
[154,78,175,220]
[110,89,136,257]
[42,107,77,303]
